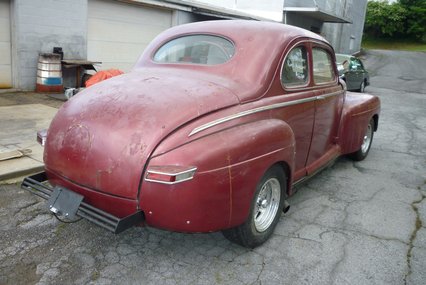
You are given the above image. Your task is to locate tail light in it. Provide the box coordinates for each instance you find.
[145,165,197,184]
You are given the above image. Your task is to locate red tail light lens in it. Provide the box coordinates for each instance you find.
[145,165,197,184]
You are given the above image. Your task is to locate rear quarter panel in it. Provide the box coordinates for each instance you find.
[139,119,295,232]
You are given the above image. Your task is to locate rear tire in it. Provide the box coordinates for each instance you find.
[222,165,287,248]
[349,118,375,161]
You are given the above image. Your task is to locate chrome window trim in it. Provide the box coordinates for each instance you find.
[152,34,236,66]
[189,90,342,137]
[280,42,311,90]
[145,167,197,185]
[312,47,337,85]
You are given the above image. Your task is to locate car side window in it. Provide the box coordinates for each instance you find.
[312,48,335,84]
[281,46,308,88]
[350,58,363,71]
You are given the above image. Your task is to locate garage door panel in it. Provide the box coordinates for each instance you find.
[0,66,12,88]
[98,63,135,73]
[0,1,8,17]
[0,43,11,64]
[89,0,172,25]
[88,42,147,64]
[0,0,12,88]
[89,18,166,44]
[0,18,10,41]
[88,0,172,73]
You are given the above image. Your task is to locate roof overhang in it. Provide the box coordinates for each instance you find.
[122,0,273,21]
[283,7,351,23]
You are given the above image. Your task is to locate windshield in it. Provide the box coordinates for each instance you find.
[153,35,235,65]
[335,54,351,63]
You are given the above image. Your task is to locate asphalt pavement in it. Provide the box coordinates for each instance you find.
[0,49,425,285]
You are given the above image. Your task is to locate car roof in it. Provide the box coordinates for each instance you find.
[335,53,356,62]
[135,20,333,102]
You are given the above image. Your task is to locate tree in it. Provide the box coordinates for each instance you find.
[364,1,407,38]
[399,0,426,40]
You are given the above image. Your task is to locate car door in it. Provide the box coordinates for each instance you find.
[354,58,368,84]
[275,43,316,182]
[305,45,345,174]
[346,58,363,90]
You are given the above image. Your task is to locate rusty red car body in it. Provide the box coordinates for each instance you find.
[22,20,380,247]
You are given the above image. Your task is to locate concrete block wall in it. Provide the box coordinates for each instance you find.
[12,0,87,90]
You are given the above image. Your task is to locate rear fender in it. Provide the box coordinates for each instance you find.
[339,93,380,154]
[140,119,295,232]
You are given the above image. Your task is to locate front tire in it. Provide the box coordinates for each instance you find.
[358,80,366,93]
[349,118,375,161]
[222,165,287,248]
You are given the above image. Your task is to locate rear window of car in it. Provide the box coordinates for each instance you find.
[153,35,235,65]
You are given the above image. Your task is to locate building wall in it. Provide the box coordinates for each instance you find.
[322,0,368,54]
[11,0,87,90]
[9,0,222,90]
[284,0,368,54]
[7,0,367,90]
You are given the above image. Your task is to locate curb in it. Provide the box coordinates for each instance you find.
[0,165,44,184]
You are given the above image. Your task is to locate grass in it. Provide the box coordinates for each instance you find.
[362,37,426,52]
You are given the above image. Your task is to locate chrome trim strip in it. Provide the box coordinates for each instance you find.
[145,167,197,185]
[146,167,197,176]
[189,90,342,137]
[189,96,315,136]
[316,90,343,100]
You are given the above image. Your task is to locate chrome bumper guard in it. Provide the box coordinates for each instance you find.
[21,172,144,234]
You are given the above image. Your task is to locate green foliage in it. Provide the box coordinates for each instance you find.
[364,1,407,37]
[364,0,426,42]
[399,0,426,40]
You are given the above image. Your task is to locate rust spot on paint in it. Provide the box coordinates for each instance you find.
[62,124,92,160]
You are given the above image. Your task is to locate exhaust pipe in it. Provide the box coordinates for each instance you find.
[283,200,290,213]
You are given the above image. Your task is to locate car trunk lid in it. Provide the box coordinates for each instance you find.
[44,68,239,199]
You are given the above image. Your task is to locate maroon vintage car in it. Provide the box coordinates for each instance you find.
[23,20,380,248]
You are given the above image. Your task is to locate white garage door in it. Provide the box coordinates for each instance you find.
[88,0,173,72]
[0,0,12,88]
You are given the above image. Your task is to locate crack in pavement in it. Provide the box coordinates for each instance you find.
[12,200,39,216]
[329,234,349,285]
[404,193,426,284]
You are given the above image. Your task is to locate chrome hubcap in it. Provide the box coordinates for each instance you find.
[254,178,281,232]
[361,122,373,154]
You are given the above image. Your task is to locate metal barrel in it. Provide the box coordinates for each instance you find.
[36,53,63,92]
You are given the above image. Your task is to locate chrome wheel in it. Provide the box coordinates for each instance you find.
[361,121,373,154]
[349,118,375,161]
[254,178,281,232]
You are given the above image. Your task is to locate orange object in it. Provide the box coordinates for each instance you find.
[85,69,124,87]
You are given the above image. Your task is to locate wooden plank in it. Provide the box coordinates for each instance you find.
[0,149,32,161]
